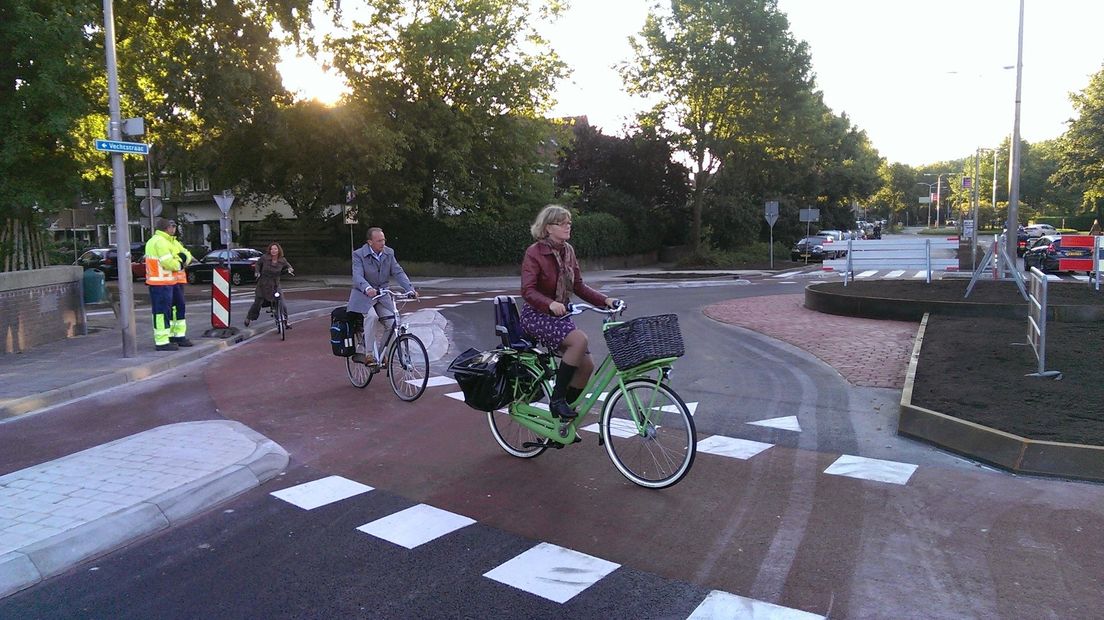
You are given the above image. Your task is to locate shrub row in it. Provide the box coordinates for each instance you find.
[309,210,662,266]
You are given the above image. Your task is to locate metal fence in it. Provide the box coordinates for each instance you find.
[1025,266,1061,379]
[831,238,958,285]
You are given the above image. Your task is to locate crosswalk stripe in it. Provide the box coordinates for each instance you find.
[270,476,374,510]
[856,270,878,278]
[483,542,620,604]
[356,504,475,549]
[689,591,825,619]
[885,270,905,278]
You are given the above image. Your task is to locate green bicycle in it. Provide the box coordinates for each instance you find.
[469,297,696,489]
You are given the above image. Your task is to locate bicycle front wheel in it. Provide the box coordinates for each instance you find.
[601,378,696,489]
[346,332,373,389]
[487,364,551,458]
[276,301,287,341]
[388,333,429,401]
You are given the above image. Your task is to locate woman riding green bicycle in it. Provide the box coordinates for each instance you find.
[520,205,619,420]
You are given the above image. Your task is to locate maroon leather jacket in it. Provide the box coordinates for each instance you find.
[520,241,606,314]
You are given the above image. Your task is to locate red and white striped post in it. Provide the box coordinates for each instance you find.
[211,266,231,328]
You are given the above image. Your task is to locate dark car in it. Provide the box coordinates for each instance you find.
[75,244,146,280]
[1023,235,1089,273]
[791,236,844,262]
[185,248,262,285]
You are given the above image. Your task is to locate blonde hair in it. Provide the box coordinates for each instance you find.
[530,204,572,240]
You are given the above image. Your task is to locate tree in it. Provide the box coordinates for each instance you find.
[327,0,568,217]
[0,2,99,218]
[555,122,690,244]
[1055,64,1104,223]
[869,162,920,226]
[622,0,815,252]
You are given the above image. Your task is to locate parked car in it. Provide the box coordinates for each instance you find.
[815,229,846,242]
[75,244,146,280]
[1023,235,1091,273]
[1023,223,1058,238]
[791,236,844,262]
[185,248,263,285]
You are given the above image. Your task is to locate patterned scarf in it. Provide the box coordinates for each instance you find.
[543,238,576,305]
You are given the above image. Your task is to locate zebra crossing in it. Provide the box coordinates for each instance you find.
[270,474,826,618]
[771,268,1093,283]
[434,376,917,484]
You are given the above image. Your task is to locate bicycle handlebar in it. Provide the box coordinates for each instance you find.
[562,300,626,318]
[370,288,417,301]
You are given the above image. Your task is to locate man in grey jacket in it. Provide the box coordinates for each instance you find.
[347,227,418,364]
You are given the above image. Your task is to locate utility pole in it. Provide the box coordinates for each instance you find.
[102,0,137,357]
[1006,0,1025,266]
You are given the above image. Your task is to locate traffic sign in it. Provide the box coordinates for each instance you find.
[94,139,149,155]
[134,188,162,197]
[799,208,820,223]
[139,197,162,217]
[214,193,235,215]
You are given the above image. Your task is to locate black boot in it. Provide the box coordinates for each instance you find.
[550,362,578,419]
[565,386,583,406]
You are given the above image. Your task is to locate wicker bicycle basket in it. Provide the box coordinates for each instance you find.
[603,313,684,370]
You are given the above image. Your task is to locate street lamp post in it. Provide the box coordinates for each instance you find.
[1006,0,1026,265]
[924,172,954,228]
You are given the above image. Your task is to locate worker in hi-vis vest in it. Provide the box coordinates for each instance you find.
[144,219,193,351]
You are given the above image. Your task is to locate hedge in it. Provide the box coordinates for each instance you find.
[315,209,662,266]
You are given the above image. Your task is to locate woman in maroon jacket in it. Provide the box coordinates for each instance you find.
[520,205,617,419]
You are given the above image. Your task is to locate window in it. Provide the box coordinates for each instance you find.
[182,174,210,193]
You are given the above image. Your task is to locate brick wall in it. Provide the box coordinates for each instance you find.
[0,267,85,354]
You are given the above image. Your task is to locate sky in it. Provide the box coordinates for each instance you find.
[279,0,1104,167]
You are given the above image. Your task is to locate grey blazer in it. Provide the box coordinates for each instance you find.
[346,244,414,314]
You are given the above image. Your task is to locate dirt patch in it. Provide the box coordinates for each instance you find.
[911,315,1104,445]
[844,278,1104,446]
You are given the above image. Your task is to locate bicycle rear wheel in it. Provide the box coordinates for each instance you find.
[388,333,429,401]
[601,378,695,489]
[487,364,551,458]
[346,332,373,388]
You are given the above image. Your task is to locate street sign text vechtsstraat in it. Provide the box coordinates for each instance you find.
[94,139,150,155]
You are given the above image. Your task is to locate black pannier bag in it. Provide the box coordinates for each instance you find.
[330,306,360,357]
[448,348,513,412]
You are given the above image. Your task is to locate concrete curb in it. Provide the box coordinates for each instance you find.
[0,307,334,422]
[898,313,1104,482]
[0,421,289,599]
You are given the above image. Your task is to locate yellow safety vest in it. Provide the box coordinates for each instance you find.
[144,230,180,286]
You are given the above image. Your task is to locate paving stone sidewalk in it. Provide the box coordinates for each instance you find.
[0,420,288,598]
[703,293,918,389]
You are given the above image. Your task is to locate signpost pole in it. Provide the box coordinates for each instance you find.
[101,0,136,357]
[764,200,779,270]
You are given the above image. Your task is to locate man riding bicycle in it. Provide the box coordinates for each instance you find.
[347,227,418,364]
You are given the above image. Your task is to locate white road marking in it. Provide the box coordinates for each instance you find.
[270,476,373,510]
[823,454,917,485]
[696,436,773,460]
[483,542,620,604]
[356,504,475,549]
[885,270,906,278]
[688,590,825,619]
[422,376,457,388]
[747,416,802,432]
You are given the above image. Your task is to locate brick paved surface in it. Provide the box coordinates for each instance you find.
[0,421,287,597]
[703,293,918,389]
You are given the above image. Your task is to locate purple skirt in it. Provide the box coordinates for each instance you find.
[520,304,577,350]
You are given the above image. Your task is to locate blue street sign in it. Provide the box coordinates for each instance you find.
[94,139,149,155]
